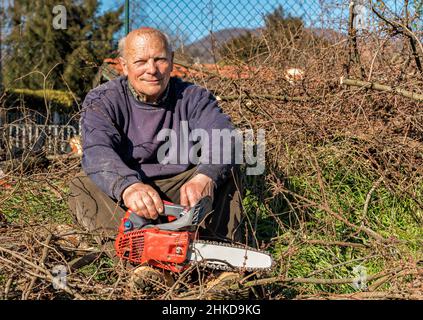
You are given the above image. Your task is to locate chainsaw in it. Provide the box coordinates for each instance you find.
[114,196,274,273]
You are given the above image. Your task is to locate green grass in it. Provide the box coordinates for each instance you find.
[242,140,422,296]
[0,177,72,224]
[76,256,117,285]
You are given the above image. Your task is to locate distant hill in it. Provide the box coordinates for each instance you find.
[182,28,262,63]
[307,27,347,42]
[180,26,345,63]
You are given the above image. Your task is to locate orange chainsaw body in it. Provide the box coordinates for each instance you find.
[115,197,212,272]
[114,209,198,272]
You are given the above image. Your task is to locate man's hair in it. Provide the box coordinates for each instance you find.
[118,37,126,58]
[118,28,173,59]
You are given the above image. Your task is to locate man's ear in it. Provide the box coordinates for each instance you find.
[119,57,129,76]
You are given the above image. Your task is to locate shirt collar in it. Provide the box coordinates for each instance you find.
[127,79,170,106]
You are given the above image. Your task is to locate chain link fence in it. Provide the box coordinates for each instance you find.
[109,0,422,64]
[1,1,421,81]
[126,0,351,63]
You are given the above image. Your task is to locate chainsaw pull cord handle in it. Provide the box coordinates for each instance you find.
[120,210,151,232]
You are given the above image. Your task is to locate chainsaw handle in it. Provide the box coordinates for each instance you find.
[122,196,212,232]
[150,196,212,231]
[161,201,188,219]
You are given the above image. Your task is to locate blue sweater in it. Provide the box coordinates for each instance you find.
[81,76,236,201]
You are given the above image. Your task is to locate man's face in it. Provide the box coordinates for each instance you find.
[121,34,173,102]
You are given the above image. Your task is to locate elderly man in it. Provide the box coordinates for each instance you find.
[68,27,244,287]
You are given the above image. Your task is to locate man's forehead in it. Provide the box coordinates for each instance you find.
[125,33,168,57]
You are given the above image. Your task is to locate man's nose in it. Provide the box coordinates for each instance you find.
[145,59,157,74]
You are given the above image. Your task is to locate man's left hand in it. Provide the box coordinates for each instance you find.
[180,173,214,208]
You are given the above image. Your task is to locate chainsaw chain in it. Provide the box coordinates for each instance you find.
[189,240,274,272]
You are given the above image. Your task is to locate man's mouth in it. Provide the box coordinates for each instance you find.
[142,79,161,83]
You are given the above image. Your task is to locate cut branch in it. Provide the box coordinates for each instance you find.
[340,77,423,101]
[217,94,312,102]
[0,245,85,300]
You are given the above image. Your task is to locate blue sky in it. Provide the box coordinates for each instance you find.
[99,0,421,44]
[99,0,341,43]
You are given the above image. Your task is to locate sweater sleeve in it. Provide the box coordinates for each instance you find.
[187,88,239,187]
[81,95,143,201]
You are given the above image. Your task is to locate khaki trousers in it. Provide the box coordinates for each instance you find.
[68,166,244,247]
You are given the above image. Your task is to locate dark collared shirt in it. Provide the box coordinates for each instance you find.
[127,80,170,105]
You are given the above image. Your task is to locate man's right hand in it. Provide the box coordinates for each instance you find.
[122,183,164,219]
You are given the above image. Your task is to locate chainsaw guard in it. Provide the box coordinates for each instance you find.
[115,227,193,272]
[115,196,212,272]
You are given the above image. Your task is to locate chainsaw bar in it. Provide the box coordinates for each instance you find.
[188,240,274,272]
